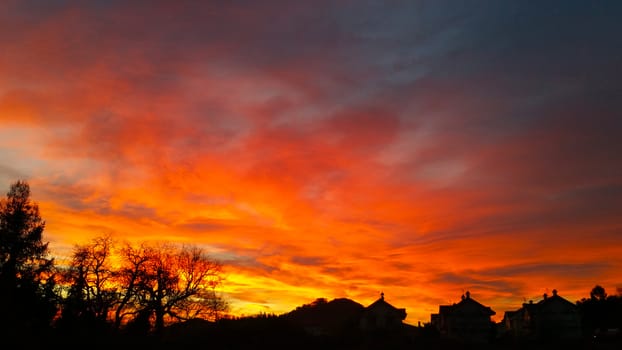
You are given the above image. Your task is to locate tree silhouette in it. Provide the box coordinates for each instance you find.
[590,285,607,301]
[58,236,227,335]
[578,285,622,338]
[123,243,226,334]
[0,180,57,336]
[113,241,152,330]
[58,234,117,333]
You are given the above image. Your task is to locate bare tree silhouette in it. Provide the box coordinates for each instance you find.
[124,242,226,334]
[58,235,117,332]
[58,236,227,335]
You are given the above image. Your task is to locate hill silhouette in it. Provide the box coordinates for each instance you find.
[282,297,365,335]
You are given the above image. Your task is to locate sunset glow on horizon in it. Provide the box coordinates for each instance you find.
[1,1,621,324]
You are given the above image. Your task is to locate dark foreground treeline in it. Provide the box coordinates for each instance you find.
[1,180,621,349]
[10,310,620,350]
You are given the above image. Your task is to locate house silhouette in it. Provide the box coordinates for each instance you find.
[431,291,496,343]
[359,292,407,331]
[502,289,582,340]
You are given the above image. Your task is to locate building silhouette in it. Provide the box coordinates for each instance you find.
[502,289,582,340]
[431,291,496,343]
[359,292,407,331]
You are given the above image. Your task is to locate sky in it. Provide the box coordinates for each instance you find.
[1,0,621,324]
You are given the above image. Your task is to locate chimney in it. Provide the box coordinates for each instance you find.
[465,291,471,299]
[552,289,558,296]
[543,293,548,300]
